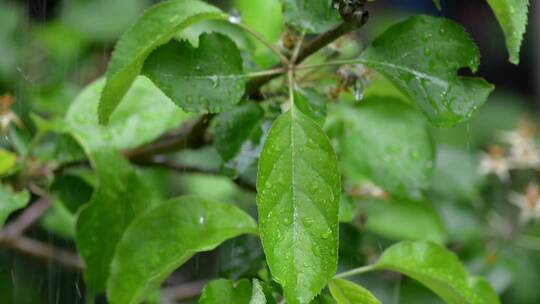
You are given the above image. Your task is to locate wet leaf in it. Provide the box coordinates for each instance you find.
[328,278,382,304]
[199,279,252,304]
[360,15,494,128]
[0,185,29,228]
[98,0,224,123]
[257,106,341,304]
[487,0,529,64]
[213,101,267,176]
[333,97,434,199]
[295,88,327,126]
[360,199,446,244]
[143,33,245,113]
[107,196,257,304]
[279,0,341,33]
[375,241,500,304]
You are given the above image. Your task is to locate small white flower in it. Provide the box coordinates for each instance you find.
[508,183,540,224]
[508,141,540,169]
[479,145,510,181]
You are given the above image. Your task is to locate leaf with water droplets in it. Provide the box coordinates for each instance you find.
[0,185,29,228]
[487,0,529,64]
[257,106,341,304]
[295,88,327,127]
[98,0,224,123]
[279,0,341,33]
[142,33,245,113]
[332,96,434,200]
[375,241,500,304]
[328,278,382,304]
[107,196,257,304]
[213,101,267,177]
[360,15,494,128]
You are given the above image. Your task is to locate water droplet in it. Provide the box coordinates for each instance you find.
[310,182,318,194]
[353,79,365,102]
[198,216,206,224]
[228,10,242,24]
[302,217,315,228]
[210,75,220,88]
[424,48,432,56]
[321,229,331,240]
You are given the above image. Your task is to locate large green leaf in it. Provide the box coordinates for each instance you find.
[199,279,252,304]
[213,101,267,176]
[107,196,257,304]
[0,185,29,228]
[333,97,434,199]
[375,241,500,304]
[361,200,446,244]
[98,0,224,123]
[328,278,382,304]
[295,88,327,127]
[360,15,494,128]
[279,0,341,33]
[257,106,341,304]
[67,76,191,150]
[76,149,159,294]
[143,33,245,113]
[487,0,529,64]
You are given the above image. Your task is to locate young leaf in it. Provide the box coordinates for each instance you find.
[67,76,191,150]
[98,0,224,123]
[250,279,269,304]
[0,148,16,176]
[199,279,252,304]
[328,278,382,304]
[107,196,258,304]
[360,15,494,128]
[76,149,160,294]
[0,185,29,227]
[279,0,341,33]
[360,199,446,244]
[142,33,245,113]
[487,0,529,64]
[333,97,434,199]
[257,107,341,304]
[295,88,327,126]
[375,241,500,304]
[213,101,267,176]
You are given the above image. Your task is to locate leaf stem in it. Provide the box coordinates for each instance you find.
[334,264,377,278]
[245,67,286,78]
[295,58,367,71]
[234,22,289,65]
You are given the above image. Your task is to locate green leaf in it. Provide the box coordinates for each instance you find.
[234,0,283,42]
[213,101,267,176]
[360,200,446,244]
[250,279,268,304]
[257,106,341,304]
[295,88,327,126]
[50,174,93,213]
[328,278,382,304]
[199,279,252,304]
[360,15,494,128]
[143,33,245,113]
[279,0,341,33]
[0,185,29,228]
[98,0,224,123]
[375,241,500,304]
[0,149,16,176]
[433,0,442,10]
[107,196,257,304]
[333,97,434,199]
[40,200,76,240]
[487,0,529,64]
[76,149,160,294]
[67,76,191,150]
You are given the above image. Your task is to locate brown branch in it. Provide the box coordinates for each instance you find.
[3,197,52,237]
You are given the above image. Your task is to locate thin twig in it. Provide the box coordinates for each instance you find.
[3,197,52,237]
[161,280,207,303]
[334,264,376,278]
[234,22,289,65]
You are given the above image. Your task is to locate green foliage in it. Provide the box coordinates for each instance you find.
[487,0,530,64]
[360,16,494,128]
[279,0,341,33]
[98,0,224,123]
[143,33,245,113]
[334,97,434,199]
[375,241,500,304]
[329,278,382,304]
[0,149,16,176]
[0,185,29,227]
[107,196,257,304]
[199,279,252,304]
[257,106,341,304]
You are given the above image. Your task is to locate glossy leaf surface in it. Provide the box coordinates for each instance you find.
[108,196,257,304]
[143,33,245,113]
[360,16,494,127]
[257,107,341,304]
[279,0,341,33]
[98,0,224,123]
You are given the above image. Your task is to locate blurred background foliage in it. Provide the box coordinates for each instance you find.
[0,0,539,303]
